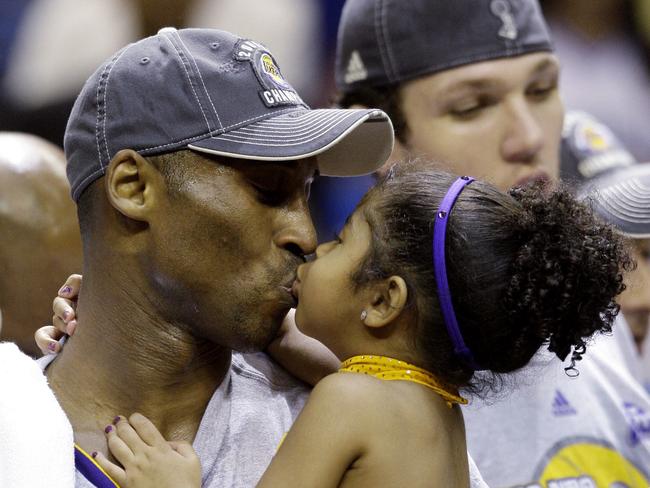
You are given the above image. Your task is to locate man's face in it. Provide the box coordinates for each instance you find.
[397,52,564,191]
[618,239,650,351]
[147,152,317,352]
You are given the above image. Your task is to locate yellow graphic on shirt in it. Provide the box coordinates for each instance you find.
[583,126,609,151]
[537,443,648,487]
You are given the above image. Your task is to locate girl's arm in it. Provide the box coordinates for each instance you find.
[266,309,340,386]
[256,372,368,487]
[96,374,370,488]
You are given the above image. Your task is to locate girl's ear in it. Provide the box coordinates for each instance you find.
[363,276,408,328]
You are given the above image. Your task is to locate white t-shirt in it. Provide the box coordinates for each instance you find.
[0,342,75,488]
[463,316,650,487]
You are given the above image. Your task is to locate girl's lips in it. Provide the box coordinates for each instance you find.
[291,279,300,300]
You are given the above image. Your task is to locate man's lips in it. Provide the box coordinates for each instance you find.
[279,276,298,306]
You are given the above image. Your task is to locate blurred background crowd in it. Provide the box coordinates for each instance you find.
[1,0,649,161]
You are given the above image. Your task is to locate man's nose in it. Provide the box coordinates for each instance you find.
[501,97,544,164]
[274,199,317,257]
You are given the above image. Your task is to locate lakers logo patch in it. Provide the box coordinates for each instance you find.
[233,39,303,108]
[260,53,289,88]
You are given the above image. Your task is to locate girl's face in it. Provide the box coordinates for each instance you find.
[292,208,373,356]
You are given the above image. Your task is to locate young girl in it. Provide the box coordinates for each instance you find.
[43,165,630,487]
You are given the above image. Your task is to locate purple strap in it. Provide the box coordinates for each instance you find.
[75,445,120,488]
[433,176,481,370]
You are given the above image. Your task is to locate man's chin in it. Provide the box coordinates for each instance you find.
[233,317,285,353]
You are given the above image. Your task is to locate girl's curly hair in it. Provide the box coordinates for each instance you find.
[352,163,633,393]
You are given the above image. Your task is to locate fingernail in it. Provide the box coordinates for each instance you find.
[113,416,121,425]
[62,309,70,321]
[66,321,77,335]
[47,342,57,353]
[91,451,97,458]
[59,285,72,296]
[104,425,113,434]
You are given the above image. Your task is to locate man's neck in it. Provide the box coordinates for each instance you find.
[46,278,231,456]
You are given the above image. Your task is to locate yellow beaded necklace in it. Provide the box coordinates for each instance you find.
[339,355,467,407]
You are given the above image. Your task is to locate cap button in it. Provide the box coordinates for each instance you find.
[157,27,177,34]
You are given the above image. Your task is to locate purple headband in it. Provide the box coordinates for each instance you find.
[433,176,482,370]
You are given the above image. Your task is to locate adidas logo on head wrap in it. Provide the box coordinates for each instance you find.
[344,50,368,84]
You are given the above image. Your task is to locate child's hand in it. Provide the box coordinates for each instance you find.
[94,413,201,488]
[34,273,82,354]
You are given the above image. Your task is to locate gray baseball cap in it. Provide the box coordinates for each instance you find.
[561,111,650,238]
[65,27,394,202]
[336,0,553,93]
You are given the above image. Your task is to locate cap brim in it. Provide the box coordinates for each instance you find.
[579,164,650,238]
[187,107,394,176]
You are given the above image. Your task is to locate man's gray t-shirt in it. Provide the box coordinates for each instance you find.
[52,351,487,487]
[70,352,308,488]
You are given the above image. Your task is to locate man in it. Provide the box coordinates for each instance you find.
[0,132,82,356]
[336,0,563,191]
[312,0,564,240]
[332,0,650,485]
[38,27,395,487]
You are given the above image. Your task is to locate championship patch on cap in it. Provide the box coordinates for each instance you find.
[233,39,304,108]
[562,111,635,180]
[490,0,518,40]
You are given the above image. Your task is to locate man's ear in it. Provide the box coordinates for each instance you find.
[363,276,408,328]
[105,149,162,221]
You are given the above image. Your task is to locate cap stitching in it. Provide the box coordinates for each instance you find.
[137,107,301,152]
[379,44,553,87]
[102,44,137,168]
[73,168,107,201]
[235,111,346,132]
[174,31,224,130]
[215,114,358,146]
[380,0,399,83]
[213,107,302,133]
[227,113,350,139]
[374,0,395,84]
[161,33,213,134]
[95,58,115,171]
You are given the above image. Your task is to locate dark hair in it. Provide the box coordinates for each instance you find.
[352,162,632,393]
[337,85,409,144]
